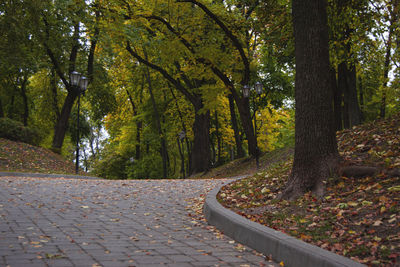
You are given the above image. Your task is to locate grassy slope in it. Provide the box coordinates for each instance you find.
[218,113,400,266]
[0,138,76,174]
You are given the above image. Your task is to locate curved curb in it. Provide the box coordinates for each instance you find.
[0,171,102,180]
[204,180,365,267]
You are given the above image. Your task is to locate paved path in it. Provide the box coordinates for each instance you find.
[0,176,277,267]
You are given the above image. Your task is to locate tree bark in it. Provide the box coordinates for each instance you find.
[339,62,361,128]
[358,75,364,120]
[347,63,361,126]
[20,76,29,126]
[235,95,257,157]
[0,98,4,118]
[215,111,222,165]
[331,68,342,131]
[52,89,78,153]
[191,103,211,174]
[282,0,339,200]
[51,68,61,122]
[228,94,244,158]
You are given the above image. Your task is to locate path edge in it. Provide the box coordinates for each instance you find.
[0,171,101,180]
[204,180,366,267]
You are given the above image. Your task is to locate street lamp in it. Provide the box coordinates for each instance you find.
[70,71,89,174]
[243,82,263,169]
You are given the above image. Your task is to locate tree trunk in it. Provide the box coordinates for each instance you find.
[52,89,78,153]
[331,68,342,131]
[282,0,339,200]
[215,111,222,165]
[339,62,361,128]
[20,77,29,126]
[380,0,398,118]
[228,94,244,158]
[210,134,216,165]
[0,98,4,118]
[358,75,364,120]
[235,95,257,157]
[145,67,168,179]
[51,68,60,123]
[347,64,361,126]
[169,86,191,176]
[190,103,211,174]
[125,86,142,161]
[177,137,185,178]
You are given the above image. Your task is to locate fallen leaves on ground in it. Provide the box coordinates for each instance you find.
[218,113,400,266]
[0,138,76,174]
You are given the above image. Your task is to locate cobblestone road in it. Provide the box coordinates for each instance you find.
[0,177,277,267]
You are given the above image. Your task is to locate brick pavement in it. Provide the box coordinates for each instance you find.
[0,177,278,267]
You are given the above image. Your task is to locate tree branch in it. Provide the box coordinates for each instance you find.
[176,0,250,85]
[126,41,196,104]
[42,14,69,88]
[68,22,80,75]
[87,3,101,83]
[143,15,237,95]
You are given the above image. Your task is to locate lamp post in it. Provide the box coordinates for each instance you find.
[70,71,89,174]
[243,81,263,169]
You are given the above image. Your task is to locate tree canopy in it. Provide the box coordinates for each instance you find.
[0,0,398,182]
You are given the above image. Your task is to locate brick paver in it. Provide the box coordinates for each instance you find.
[0,177,278,267]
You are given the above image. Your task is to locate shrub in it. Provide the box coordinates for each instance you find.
[0,118,42,146]
[92,152,128,180]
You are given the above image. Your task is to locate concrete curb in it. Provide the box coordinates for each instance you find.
[204,180,365,267]
[0,171,102,180]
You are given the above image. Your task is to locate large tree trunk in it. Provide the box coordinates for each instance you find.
[282,0,339,200]
[228,94,244,158]
[190,103,211,174]
[52,89,78,153]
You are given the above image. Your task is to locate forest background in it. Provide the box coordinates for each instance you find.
[0,0,399,180]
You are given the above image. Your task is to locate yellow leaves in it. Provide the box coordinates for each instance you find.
[300,234,312,241]
[388,185,400,192]
[388,216,396,224]
[261,187,270,194]
[347,201,358,207]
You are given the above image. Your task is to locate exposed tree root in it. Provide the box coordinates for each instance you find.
[339,165,400,178]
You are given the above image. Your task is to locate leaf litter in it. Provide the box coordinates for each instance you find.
[218,113,400,266]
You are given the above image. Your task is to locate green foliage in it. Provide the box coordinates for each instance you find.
[92,150,128,180]
[0,118,42,146]
[126,155,164,179]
